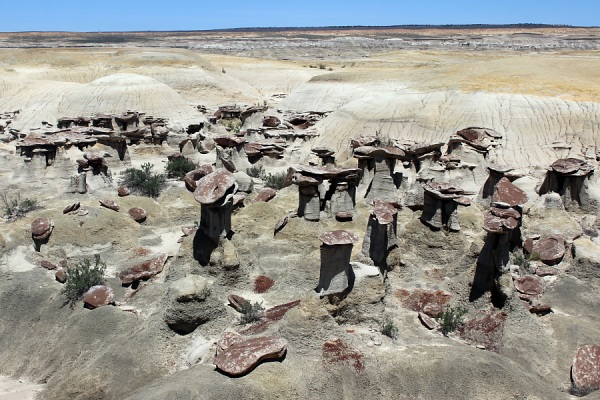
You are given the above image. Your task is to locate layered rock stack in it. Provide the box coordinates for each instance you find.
[316,230,359,296]
[194,169,238,245]
[361,199,400,270]
[539,158,595,211]
[474,177,528,301]
[420,182,472,231]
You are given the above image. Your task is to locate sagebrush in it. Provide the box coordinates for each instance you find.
[239,300,265,324]
[122,162,166,198]
[165,157,196,179]
[1,193,39,221]
[380,315,399,339]
[438,306,467,336]
[62,256,107,304]
[264,172,287,190]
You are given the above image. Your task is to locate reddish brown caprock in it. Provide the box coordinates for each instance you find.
[214,336,287,376]
[572,345,600,390]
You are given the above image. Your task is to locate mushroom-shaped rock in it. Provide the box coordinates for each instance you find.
[421,182,471,231]
[128,207,147,223]
[514,275,544,296]
[194,169,236,205]
[214,336,288,377]
[317,230,359,296]
[99,199,119,211]
[31,217,53,240]
[118,254,168,285]
[531,235,565,265]
[572,345,600,391]
[540,158,595,211]
[82,285,114,309]
[253,188,277,203]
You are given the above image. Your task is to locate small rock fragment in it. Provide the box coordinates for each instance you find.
[214,336,288,377]
[419,312,438,330]
[82,285,114,309]
[99,199,119,211]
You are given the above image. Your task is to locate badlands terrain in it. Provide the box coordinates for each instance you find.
[0,26,600,399]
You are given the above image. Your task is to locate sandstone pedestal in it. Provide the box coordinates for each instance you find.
[316,230,359,296]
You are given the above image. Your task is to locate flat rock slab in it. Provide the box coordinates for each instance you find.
[418,312,437,330]
[318,230,359,246]
[118,254,168,285]
[63,202,80,214]
[40,260,57,270]
[493,177,528,207]
[253,188,277,203]
[83,285,114,309]
[514,275,544,295]
[214,336,287,377]
[532,235,565,265]
[99,199,119,211]
[572,345,600,390]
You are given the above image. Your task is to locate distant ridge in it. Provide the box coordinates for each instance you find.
[3,23,598,34]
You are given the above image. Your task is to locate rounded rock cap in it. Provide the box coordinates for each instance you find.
[318,230,359,246]
[194,169,236,205]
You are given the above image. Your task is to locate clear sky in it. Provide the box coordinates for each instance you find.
[3,0,598,32]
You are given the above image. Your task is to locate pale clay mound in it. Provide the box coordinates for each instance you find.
[0,44,600,399]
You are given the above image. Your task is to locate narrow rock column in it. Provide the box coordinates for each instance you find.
[353,146,405,203]
[420,182,472,232]
[316,230,359,296]
[362,199,399,267]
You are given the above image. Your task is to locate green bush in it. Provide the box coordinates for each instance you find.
[122,162,166,198]
[62,256,107,304]
[246,165,264,178]
[0,193,39,221]
[380,315,398,339]
[165,157,196,180]
[264,172,287,190]
[438,306,467,336]
[239,300,265,325]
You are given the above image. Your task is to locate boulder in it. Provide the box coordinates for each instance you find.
[214,335,288,377]
[40,260,57,270]
[82,285,114,309]
[263,116,281,127]
[227,294,249,312]
[118,254,168,285]
[128,207,147,223]
[419,312,438,330]
[253,188,277,203]
[31,217,53,240]
[165,277,223,334]
[99,199,119,212]
[63,202,80,214]
[531,235,565,265]
[55,269,67,283]
[572,345,600,391]
[172,275,210,302]
[118,185,130,197]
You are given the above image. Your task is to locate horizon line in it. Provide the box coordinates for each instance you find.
[3,23,598,34]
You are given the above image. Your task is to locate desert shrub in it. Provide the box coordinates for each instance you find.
[264,172,287,190]
[513,252,526,266]
[122,162,166,198]
[62,256,106,304]
[380,315,398,339]
[438,306,467,336]
[246,165,265,178]
[239,300,265,324]
[1,193,39,221]
[529,252,541,261]
[165,156,196,180]
[327,67,333,71]
[319,63,326,69]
